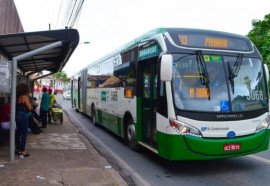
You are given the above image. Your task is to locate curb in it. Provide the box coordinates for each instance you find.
[64,108,151,186]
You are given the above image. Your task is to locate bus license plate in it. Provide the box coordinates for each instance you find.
[223,143,241,151]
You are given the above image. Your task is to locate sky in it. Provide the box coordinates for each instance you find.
[14,0,270,77]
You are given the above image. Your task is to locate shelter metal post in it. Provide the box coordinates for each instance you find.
[10,58,17,161]
[10,41,63,162]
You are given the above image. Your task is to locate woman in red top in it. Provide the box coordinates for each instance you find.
[0,100,11,129]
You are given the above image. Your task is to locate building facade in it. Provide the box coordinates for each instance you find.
[0,0,24,107]
[0,0,24,34]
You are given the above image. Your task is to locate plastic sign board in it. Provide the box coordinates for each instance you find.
[0,61,11,93]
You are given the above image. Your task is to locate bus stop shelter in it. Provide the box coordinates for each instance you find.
[0,29,79,161]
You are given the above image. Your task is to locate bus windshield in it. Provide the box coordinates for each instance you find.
[172,54,268,112]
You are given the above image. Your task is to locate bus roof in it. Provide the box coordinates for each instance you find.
[82,28,168,71]
[75,28,251,75]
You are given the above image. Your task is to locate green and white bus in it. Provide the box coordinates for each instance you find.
[71,28,270,160]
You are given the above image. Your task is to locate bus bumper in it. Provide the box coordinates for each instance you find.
[157,129,270,160]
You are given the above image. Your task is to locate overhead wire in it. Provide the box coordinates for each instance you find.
[56,0,64,28]
[59,0,73,28]
[63,0,74,28]
[65,0,77,27]
[57,0,85,29]
[68,0,84,28]
[70,0,84,27]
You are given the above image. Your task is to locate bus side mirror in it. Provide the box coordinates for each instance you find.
[264,64,269,83]
[160,54,173,81]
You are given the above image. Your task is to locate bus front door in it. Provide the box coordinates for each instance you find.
[140,60,157,148]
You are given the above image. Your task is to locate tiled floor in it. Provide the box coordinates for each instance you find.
[27,133,87,150]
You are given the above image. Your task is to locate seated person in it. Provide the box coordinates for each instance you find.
[0,99,12,130]
[32,97,38,109]
[31,97,41,122]
[28,112,43,134]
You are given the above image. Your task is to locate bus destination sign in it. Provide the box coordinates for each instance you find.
[170,31,251,51]
[138,44,159,59]
[204,37,228,48]
[178,35,228,48]
[178,34,229,49]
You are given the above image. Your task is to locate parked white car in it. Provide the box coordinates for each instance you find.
[63,91,71,100]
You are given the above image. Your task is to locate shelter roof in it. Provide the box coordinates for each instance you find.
[0,29,79,75]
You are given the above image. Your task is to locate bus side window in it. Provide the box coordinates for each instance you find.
[158,81,168,117]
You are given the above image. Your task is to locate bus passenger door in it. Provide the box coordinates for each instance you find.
[77,77,81,111]
[81,69,87,113]
[139,59,158,148]
[71,80,74,107]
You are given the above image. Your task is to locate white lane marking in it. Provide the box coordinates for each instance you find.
[247,155,270,164]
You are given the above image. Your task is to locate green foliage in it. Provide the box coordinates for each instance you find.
[52,71,67,79]
[52,71,70,83]
[247,13,270,64]
[247,13,270,89]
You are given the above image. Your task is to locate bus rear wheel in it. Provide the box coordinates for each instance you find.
[126,119,140,151]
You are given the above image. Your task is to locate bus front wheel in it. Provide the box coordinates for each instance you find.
[126,119,140,151]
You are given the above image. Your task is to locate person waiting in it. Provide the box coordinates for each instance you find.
[0,98,11,130]
[16,83,32,158]
[40,87,51,128]
[31,97,41,122]
[48,89,56,124]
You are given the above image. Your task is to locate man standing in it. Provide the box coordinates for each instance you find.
[40,87,51,128]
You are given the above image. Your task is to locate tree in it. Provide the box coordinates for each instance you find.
[247,13,270,64]
[52,71,70,83]
[51,71,71,92]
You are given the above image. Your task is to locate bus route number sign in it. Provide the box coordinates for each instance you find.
[223,143,241,152]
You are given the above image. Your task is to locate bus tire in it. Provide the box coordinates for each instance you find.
[91,106,98,126]
[126,118,140,151]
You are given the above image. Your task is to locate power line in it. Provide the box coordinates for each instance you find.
[56,0,64,27]
[57,0,85,29]
[62,0,74,28]
[66,0,77,27]
[70,0,84,27]
[65,0,76,27]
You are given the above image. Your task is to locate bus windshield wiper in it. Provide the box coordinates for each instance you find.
[227,54,243,94]
[231,54,243,79]
[196,51,210,85]
[196,51,210,100]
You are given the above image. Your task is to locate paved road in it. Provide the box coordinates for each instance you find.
[58,97,270,186]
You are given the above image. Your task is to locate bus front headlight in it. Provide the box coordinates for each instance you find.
[256,115,270,133]
[169,119,202,137]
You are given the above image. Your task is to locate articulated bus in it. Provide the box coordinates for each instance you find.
[71,28,270,160]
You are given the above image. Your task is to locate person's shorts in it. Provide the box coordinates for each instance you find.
[1,121,16,130]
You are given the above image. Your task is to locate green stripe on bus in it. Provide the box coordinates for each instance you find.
[136,97,142,141]
[97,109,124,137]
[157,129,270,160]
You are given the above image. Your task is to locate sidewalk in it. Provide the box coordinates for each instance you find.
[0,106,128,185]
